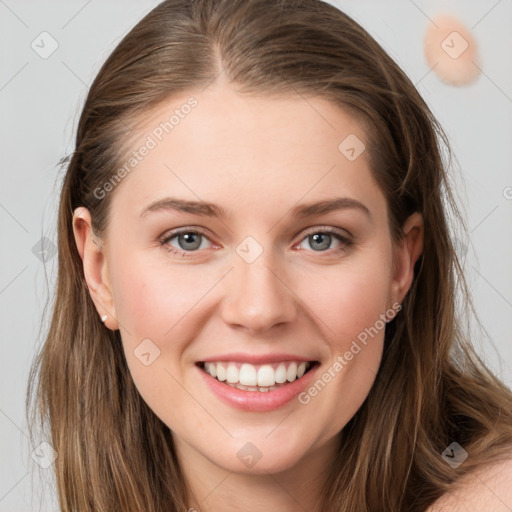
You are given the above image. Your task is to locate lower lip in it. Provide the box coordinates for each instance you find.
[196,363,320,412]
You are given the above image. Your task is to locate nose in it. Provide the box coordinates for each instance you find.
[220,254,298,335]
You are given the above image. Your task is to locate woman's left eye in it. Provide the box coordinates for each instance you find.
[159,227,353,258]
[296,228,353,254]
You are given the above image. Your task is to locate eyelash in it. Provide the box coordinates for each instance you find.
[159,227,353,259]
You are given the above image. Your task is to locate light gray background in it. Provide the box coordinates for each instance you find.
[1,1,511,510]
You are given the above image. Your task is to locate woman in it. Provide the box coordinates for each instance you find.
[26,0,512,511]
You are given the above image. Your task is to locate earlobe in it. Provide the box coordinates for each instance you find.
[390,212,424,306]
[72,207,119,330]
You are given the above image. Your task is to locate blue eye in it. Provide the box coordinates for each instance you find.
[297,228,353,253]
[160,229,212,257]
[159,227,353,258]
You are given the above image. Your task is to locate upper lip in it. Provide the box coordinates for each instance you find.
[198,353,318,365]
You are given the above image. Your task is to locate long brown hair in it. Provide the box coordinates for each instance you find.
[26,1,512,510]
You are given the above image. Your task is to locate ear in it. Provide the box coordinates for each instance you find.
[72,207,119,330]
[388,212,424,307]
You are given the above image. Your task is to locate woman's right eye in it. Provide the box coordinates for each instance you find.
[159,229,214,258]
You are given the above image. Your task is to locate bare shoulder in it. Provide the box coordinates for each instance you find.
[426,449,512,511]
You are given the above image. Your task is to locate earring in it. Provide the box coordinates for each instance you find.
[101,314,107,323]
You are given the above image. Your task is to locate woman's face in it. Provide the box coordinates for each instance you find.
[74,84,422,478]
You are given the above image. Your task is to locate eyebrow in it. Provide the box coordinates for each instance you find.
[139,196,371,219]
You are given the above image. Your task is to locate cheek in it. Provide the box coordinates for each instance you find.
[112,249,188,324]
[293,247,393,422]
[108,253,207,422]
[317,255,393,415]
[110,251,203,335]
[302,250,393,347]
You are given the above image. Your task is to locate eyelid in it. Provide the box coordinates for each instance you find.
[298,225,353,241]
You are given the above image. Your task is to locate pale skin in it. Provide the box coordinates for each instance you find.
[426,452,512,512]
[72,83,511,511]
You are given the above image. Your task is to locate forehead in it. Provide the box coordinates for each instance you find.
[109,85,386,222]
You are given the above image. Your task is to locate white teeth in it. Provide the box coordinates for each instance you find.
[275,363,287,383]
[239,363,257,386]
[286,362,297,382]
[226,382,277,392]
[226,365,239,384]
[216,363,226,382]
[203,360,313,389]
[257,365,275,387]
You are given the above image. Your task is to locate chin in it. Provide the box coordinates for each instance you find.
[220,452,305,476]
[202,435,314,476]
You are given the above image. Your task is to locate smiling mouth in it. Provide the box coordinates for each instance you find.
[197,360,319,392]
